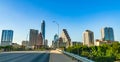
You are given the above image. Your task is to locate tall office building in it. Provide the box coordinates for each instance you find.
[101,27,114,41]
[1,30,13,46]
[83,30,94,46]
[41,20,45,45]
[44,39,48,48]
[60,29,71,48]
[54,34,59,42]
[29,29,38,46]
[52,34,59,48]
[37,32,43,46]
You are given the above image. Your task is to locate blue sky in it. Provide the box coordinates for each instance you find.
[0,0,120,45]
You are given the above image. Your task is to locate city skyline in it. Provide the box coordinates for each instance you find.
[1,0,120,46]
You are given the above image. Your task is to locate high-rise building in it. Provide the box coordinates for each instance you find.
[44,39,48,48]
[29,29,38,46]
[41,20,45,45]
[54,34,59,42]
[58,37,66,48]
[1,30,13,46]
[101,27,114,41]
[37,32,43,46]
[60,29,71,48]
[52,34,59,48]
[83,30,94,46]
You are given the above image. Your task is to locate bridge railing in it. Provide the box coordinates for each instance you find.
[57,49,94,62]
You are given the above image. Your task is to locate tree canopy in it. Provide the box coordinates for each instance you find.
[65,42,120,62]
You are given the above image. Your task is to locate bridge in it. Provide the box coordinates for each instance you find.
[0,50,93,62]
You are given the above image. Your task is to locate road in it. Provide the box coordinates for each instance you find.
[0,51,50,62]
[49,50,77,62]
[0,50,77,62]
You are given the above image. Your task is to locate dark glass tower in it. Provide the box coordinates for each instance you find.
[41,20,45,45]
[1,30,13,46]
[54,34,58,42]
[101,27,114,41]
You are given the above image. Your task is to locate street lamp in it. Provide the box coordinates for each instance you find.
[53,21,60,48]
[53,21,59,37]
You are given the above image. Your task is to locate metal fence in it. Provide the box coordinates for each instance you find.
[58,49,94,62]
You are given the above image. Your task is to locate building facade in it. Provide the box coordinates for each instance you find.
[53,34,59,48]
[54,34,59,42]
[101,27,114,41]
[22,41,29,46]
[1,30,13,46]
[83,30,94,46]
[52,29,71,48]
[95,39,112,46]
[44,39,48,48]
[58,37,66,48]
[36,32,43,47]
[41,20,45,45]
[60,29,71,48]
[29,29,38,46]
[71,41,83,46]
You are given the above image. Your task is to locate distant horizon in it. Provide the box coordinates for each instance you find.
[0,0,120,46]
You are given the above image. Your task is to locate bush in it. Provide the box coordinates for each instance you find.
[66,42,120,62]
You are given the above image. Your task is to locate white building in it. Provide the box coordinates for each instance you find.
[95,39,113,46]
[60,29,71,48]
[83,30,94,46]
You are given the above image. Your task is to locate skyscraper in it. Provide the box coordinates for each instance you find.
[101,27,114,41]
[1,30,13,46]
[29,29,38,46]
[44,39,48,48]
[54,34,59,42]
[52,34,59,48]
[41,20,45,45]
[37,32,43,46]
[83,30,94,46]
[60,29,71,48]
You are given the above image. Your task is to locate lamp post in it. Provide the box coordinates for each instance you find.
[53,21,59,48]
[53,21,59,37]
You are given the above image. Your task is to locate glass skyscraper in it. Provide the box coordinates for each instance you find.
[1,30,13,46]
[54,34,58,42]
[41,20,45,45]
[101,27,114,41]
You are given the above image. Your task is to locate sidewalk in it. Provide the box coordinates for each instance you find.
[49,50,77,62]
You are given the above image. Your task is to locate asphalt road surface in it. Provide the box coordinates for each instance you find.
[0,51,50,62]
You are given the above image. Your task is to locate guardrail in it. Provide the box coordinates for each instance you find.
[58,49,94,62]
